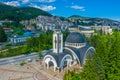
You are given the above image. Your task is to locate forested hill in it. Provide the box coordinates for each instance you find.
[0,3,52,22]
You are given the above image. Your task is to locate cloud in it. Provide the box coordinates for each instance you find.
[71,5,85,11]
[38,0,55,3]
[22,0,29,3]
[39,5,56,11]
[31,5,56,11]
[3,1,20,7]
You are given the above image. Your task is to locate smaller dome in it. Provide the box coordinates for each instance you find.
[66,32,86,43]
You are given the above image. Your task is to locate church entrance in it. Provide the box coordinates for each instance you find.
[49,61,54,70]
[63,61,67,68]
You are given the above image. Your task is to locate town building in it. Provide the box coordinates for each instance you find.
[43,29,95,72]
[78,26,94,37]
[95,26,113,35]
[3,27,13,33]
[68,25,94,37]
[9,31,40,44]
[112,26,120,31]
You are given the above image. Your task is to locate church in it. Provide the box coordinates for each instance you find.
[43,29,95,72]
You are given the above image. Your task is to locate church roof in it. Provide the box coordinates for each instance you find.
[45,49,73,67]
[66,44,94,66]
[44,44,95,67]
[65,32,86,43]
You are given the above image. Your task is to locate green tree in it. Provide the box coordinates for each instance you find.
[81,32,120,80]
[0,27,7,42]
[26,31,53,53]
[64,69,81,80]
[63,30,70,42]
[72,73,81,80]
[67,31,120,80]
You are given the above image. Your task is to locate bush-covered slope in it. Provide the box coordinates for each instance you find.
[0,3,52,21]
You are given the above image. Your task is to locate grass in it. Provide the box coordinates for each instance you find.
[20,62,27,66]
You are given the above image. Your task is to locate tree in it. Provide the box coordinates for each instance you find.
[81,32,120,80]
[0,27,7,42]
[67,31,120,80]
[64,69,81,80]
[63,30,70,42]
[72,73,81,80]
[26,31,53,53]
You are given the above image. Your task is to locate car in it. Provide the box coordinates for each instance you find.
[26,58,32,62]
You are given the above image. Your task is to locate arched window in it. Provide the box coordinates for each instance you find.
[55,37,57,49]
[76,43,77,46]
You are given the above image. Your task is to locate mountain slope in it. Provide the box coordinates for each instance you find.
[0,3,52,22]
[68,15,120,26]
[0,3,16,11]
[69,15,90,20]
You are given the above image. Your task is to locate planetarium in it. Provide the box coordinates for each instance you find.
[43,29,95,72]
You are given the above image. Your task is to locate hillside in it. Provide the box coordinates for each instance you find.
[0,3,119,26]
[68,15,120,26]
[0,3,52,22]
[69,15,89,20]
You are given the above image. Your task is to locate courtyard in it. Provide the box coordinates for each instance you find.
[0,60,60,80]
[0,59,81,80]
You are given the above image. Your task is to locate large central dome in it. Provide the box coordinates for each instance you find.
[66,32,86,43]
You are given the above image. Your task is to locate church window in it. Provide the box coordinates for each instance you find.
[55,37,57,49]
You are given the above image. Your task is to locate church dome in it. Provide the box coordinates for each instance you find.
[66,32,86,43]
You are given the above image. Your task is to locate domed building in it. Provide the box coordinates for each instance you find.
[43,29,95,72]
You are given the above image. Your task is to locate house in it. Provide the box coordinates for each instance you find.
[3,28,13,33]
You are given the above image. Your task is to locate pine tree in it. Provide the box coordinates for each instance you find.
[81,32,120,79]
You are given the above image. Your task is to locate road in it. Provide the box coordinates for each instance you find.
[0,52,39,65]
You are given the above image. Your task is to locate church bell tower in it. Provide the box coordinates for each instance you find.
[53,29,63,53]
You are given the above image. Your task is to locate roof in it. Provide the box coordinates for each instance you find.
[9,31,40,39]
[23,31,32,36]
[44,49,73,67]
[65,32,86,43]
[0,22,2,26]
[69,25,78,28]
[9,35,29,39]
[79,27,93,31]
[67,45,94,66]
[44,45,95,67]
[3,28,12,30]
[9,34,32,39]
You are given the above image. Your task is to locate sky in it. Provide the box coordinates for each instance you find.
[0,0,120,21]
